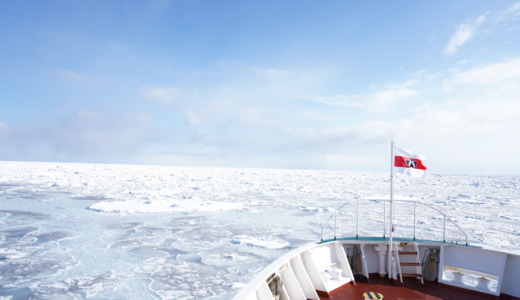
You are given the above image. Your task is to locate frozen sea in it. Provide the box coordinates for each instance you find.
[0,161,519,299]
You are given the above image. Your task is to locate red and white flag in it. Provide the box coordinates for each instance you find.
[394,147,427,177]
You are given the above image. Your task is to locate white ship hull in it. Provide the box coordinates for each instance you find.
[235,200,520,300]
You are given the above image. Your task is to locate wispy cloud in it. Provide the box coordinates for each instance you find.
[56,70,107,87]
[0,111,152,162]
[444,3,520,55]
[0,121,8,133]
[500,2,520,20]
[308,95,361,108]
[364,80,418,114]
[306,80,418,115]
[444,15,486,55]
[140,86,180,104]
[447,58,520,86]
[251,67,291,79]
[57,70,89,83]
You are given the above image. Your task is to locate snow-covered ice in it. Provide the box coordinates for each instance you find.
[231,235,290,249]
[0,161,519,299]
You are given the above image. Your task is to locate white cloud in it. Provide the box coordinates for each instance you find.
[57,70,88,82]
[387,60,520,173]
[303,80,418,115]
[183,110,204,126]
[34,58,520,173]
[251,67,291,79]
[284,57,520,173]
[401,98,519,168]
[0,111,152,163]
[444,3,520,56]
[140,86,179,104]
[215,60,240,67]
[0,121,9,134]
[365,81,418,112]
[501,2,520,19]
[444,15,486,55]
[446,58,520,86]
[309,95,362,108]
[56,70,106,87]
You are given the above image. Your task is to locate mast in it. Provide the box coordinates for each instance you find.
[388,140,395,279]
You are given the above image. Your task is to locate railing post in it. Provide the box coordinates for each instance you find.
[383,200,386,238]
[413,201,416,240]
[320,200,469,246]
[356,198,359,238]
[443,215,446,243]
[334,210,337,240]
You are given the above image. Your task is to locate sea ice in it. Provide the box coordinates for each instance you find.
[231,235,290,249]
[0,161,518,299]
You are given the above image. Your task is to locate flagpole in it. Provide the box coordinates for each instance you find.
[388,140,395,279]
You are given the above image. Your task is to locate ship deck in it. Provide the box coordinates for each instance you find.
[325,276,519,300]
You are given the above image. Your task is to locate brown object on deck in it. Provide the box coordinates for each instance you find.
[323,276,520,300]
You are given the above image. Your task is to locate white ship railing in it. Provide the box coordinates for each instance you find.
[320,199,469,246]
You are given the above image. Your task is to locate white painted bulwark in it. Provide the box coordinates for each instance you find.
[443,245,505,275]
[303,242,354,293]
[234,240,520,299]
[439,244,520,297]
[502,254,520,298]
[289,256,319,299]
[302,248,327,292]
[256,282,274,300]
[280,263,307,299]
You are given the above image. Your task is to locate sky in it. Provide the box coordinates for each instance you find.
[1,1,520,175]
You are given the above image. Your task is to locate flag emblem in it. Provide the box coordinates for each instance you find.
[406,159,417,168]
[394,147,427,177]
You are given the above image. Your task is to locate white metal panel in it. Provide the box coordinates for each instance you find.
[244,291,258,300]
[443,245,506,275]
[256,281,275,300]
[302,249,327,291]
[441,245,508,296]
[280,264,307,300]
[290,256,319,300]
[279,285,290,300]
[501,254,520,298]
[303,242,353,292]
[310,244,336,270]
[359,244,370,278]
[361,243,382,274]
[334,242,354,282]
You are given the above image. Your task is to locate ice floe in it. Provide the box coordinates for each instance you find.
[231,235,290,249]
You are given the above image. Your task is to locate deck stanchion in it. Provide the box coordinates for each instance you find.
[319,200,468,245]
[383,200,386,238]
[413,201,416,240]
[356,198,359,238]
[334,210,337,240]
[443,215,446,243]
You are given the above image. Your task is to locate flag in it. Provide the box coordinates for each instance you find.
[393,147,427,177]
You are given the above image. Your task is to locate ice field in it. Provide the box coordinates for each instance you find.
[0,161,519,299]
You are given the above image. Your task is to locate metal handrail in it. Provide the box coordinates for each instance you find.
[320,199,469,245]
[320,202,351,241]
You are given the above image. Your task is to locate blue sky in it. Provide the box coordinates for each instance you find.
[1,1,520,174]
